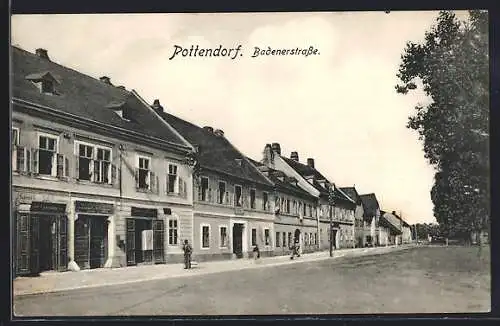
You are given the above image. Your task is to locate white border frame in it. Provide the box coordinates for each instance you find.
[200,223,211,250]
[230,219,248,254]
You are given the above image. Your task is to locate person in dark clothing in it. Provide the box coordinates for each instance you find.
[182,239,193,269]
[252,245,260,260]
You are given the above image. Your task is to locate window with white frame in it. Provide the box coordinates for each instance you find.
[286,199,290,213]
[250,189,256,209]
[201,225,210,249]
[282,232,286,247]
[200,177,209,201]
[218,181,226,204]
[219,226,228,248]
[235,185,242,207]
[137,156,151,189]
[75,142,111,183]
[12,128,20,172]
[264,228,270,246]
[288,232,292,247]
[251,228,257,246]
[275,232,280,247]
[168,218,178,245]
[263,192,269,210]
[167,164,178,193]
[38,134,58,175]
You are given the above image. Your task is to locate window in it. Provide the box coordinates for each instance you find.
[303,202,307,216]
[264,229,270,246]
[41,80,55,94]
[293,201,297,215]
[250,189,256,209]
[286,199,290,213]
[220,226,228,248]
[77,144,92,180]
[12,128,21,172]
[251,228,257,246]
[95,148,111,183]
[200,177,209,201]
[38,135,57,175]
[218,181,226,204]
[137,156,152,190]
[167,164,178,193]
[305,233,309,246]
[282,232,286,247]
[315,233,318,245]
[235,185,242,207]
[275,232,280,247]
[202,225,210,249]
[168,219,178,245]
[288,232,292,247]
[308,204,312,217]
[263,192,269,210]
[12,128,19,147]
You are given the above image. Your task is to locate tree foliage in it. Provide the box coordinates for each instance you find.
[396,11,489,241]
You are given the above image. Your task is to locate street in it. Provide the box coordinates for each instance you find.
[14,246,490,316]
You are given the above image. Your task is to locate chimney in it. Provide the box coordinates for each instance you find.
[35,48,50,60]
[290,151,299,162]
[151,99,164,113]
[214,129,224,137]
[203,126,214,133]
[271,143,281,155]
[263,143,274,166]
[99,76,112,85]
[307,158,315,169]
[392,211,397,215]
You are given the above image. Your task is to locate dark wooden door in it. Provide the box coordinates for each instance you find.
[58,216,68,271]
[90,218,106,268]
[74,216,90,269]
[232,224,243,258]
[16,212,31,275]
[126,219,136,266]
[30,215,40,275]
[152,219,165,264]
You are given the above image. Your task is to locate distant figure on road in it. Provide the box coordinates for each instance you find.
[253,245,260,260]
[290,239,301,260]
[182,239,193,269]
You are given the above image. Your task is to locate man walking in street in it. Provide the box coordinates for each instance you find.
[183,239,193,269]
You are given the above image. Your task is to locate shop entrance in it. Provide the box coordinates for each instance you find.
[232,223,244,258]
[39,216,56,272]
[126,218,165,266]
[74,215,108,270]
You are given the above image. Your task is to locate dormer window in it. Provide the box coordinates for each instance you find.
[26,71,59,95]
[105,101,131,121]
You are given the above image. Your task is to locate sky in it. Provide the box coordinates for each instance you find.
[11,11,470,224]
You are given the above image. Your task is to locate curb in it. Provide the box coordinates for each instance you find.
[14,246,413,297]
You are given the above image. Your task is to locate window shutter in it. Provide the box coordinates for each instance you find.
[111,164,117,184]
[208,188,213,202]
[25,148,31,173]
[183,179,188,198]
[134,169,139,188]
[198,184,202,201]
[150,171,157,193]
[75,155,79,180]
[216,188,220,203]
[32,148,39,175]
[57,154,64,178]
[93,160,99,182]
[165,175,170,194]
[179,177,184,198]
[64,157,69,177]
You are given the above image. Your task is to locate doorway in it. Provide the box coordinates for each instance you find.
[332,229,338,249]
[135,219,153,264]
[233,223,243,258]
[39,217,55,272]
[74,215,108,270]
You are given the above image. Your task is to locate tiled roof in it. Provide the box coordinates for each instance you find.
[380,211,403,234]
[359,193,380,219]
[339,187,361,204]
[12,46,188,148]
[281,157,330,195]
[159,112,273,187]
[247,157,316,200]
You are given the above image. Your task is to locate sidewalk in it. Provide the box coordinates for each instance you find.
[13,244,414,296]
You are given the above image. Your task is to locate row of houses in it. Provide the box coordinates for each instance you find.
[11,46,412,277]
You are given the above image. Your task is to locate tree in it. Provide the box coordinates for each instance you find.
[396,11,489,243]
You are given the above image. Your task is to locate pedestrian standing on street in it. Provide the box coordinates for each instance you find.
[183,239,192,269]
[253,245,260,260]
